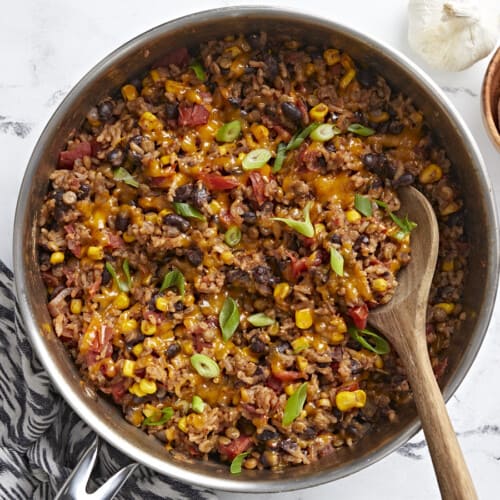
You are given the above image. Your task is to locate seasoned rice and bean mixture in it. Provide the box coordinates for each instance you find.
[38,32,467,471]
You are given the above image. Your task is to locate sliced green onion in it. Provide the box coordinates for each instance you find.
[191,395,205,414]
[160,269,185,296]
[190,353,220,378]
[310,123,341,142]
[247,313,275,327]
[189,60,206,81]
[348,326,390,355]
[375,199,388,209]
[114,167,139,188]
[219,296,240,341]
[173,202,206,221]
[143,407,174,426]
[242,148,272,170]
[330,247,344,276]
[230,452,250,474]
[272,201,315,238]
[224,225,242,247]
[122,259,132,290]
[348,123,375,136]
[105,262,129,293]
[286,123,320,151]
[216,120,241,143]
[389,212,417,235]
[354,194,373,217]
[272,142,287,173]
[282,382,308,426]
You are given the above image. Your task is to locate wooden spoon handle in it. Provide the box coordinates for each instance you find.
[405,349,477,500]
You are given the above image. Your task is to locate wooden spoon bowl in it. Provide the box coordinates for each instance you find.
[370,187,477,500]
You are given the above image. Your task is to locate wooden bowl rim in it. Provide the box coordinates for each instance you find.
[482,46,500,150]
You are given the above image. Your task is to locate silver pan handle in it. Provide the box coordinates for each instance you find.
[54,436,138,500]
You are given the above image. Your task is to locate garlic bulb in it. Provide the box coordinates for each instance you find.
[408,0,499,71]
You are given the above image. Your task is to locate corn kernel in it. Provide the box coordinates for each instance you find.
[70,299,82,315]
[178,416,188,433]
[181,340,194,355]
[340,68,356,89]
[221,251,234,265]
[141,320,157,336]
[87,246,104,261]
[139,111,162,132]
[318,398,332,408]
[251,123,269,144]
[346,209,361,223]
[305,62,316,77]
[122,359,136,377]
[291,336,310,353]
[440,201,460,216]
[121,319,138,334]
[367,110,390,123]
[240,388,250,403]
[149,69,161,83]
[50,251,65,265]
[132,343,143,357]
[165,80,186,95]
[165,427,176,441]
[269,322,280,336]
[314,223,326,234]
[113,292,130,310]
[123,233,136,243]
[129,383,146,397]
[121,84,138,102]
[145,212,158,224]
[441,259,454,272]
[295,309,313,329]
[285,383,299,396]
[296,355,308,372]
[336,389,367,412]
[184,294,195,307]
[419,164,443,184]
[372,278,388,293]
[330,332,345,344]
[374,355,384,369]
[155,296,169,312]
[139,379,157,395]
[309,103,329,122]
[274,282,291,300]
[436,302,455,315]
[208,200,222,215]
[323,48,340,66]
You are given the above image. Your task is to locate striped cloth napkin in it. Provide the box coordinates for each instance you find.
[0,260,215,500]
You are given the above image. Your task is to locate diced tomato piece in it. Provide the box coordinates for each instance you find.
[178,103,209,127]
[348,304,369,330]
[290,256,308,279]
[340,381,360,392]
[111,382,127,404]
[58,141,92,168]
[155,47,190,68]
[200,173,239,191]
[249,172,266,206]
[266,375,283,393]
[272,370,303,382]
[218,436,253,461]
[106,232,125,250]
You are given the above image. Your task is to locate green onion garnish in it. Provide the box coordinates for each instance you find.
[190,353,220,378]
[160,269,185,296]
[272,142,287,173]
[191,395,205,414]
[282,382,308,426]
[375,199,388,209]
[330,247,344,276]
[216,120,241,143]
[189,60,206,81]
[348,123,376,136]
[122,259,132,290]
[286,123,320,151]
[242,148,272,170]
[354,194,373,217]
[272,201,315,238]
[219,296,240,341]
[310,123,341,142]
[230,452,250,474]
[389,212,417,236]
[348,326,390,355]
[224,225,242,247]
[105,262,129,293]
[143,407,174,426]
[173,202,206,221]
[247,313,275,327]
[114,167,139,188]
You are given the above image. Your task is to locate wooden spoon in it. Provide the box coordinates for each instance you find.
[369,186,477,500]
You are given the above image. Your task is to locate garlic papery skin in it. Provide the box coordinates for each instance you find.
[408,0,499,71]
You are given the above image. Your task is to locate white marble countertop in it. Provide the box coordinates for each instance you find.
[1,0,499,498]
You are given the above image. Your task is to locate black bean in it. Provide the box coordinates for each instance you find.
[256,429,279,441]
[101,267,111,285]
[248,32,264,50]
[249,337,268,355]
[300,427,317,440]
[77,184,90,200]
[129,135,143,146]
[392,172,415,188]
[166,343,181,359]
[225,267,250,286]
[388,121,404,135]
[264,53,279,82]
[127,150,143,167]
[192,184,209,208]
[173,183,194,203]
[163,213,190,232]
[252,265,276,286]
[276,342,290,354]
[330,233,342,245]
[107,148,124,167]
[244,66,256,75]
[185,246,203,267]
[354,234,370,251]
[357,68,376,88]
[325,142,336,153]
[350,359,363,375]
[174,301,184,311]
[281,102,302,123]
[228,96,241,106]
[115,213,130,232]
[97,100,114,122]
[242,211,257,225]
[165,102,179,120]
[281,438,298,454]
